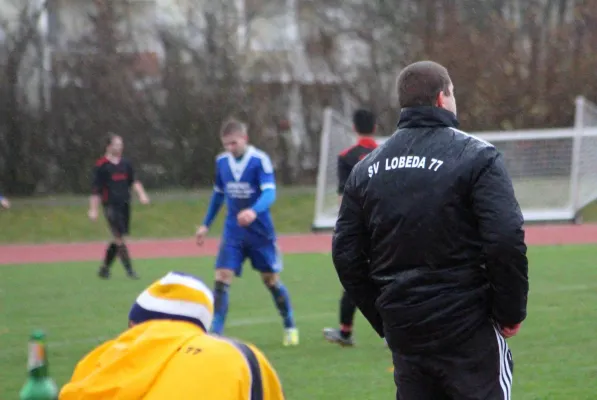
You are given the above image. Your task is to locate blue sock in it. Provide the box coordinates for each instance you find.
[268,281,295,329]
[211,281,230,335]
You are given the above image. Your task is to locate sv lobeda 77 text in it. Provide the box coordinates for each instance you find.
[368,156,444,177]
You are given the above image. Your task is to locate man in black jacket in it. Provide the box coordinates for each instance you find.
[332,60,529,400]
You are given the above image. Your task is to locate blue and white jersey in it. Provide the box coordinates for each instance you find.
[214,146,277,241]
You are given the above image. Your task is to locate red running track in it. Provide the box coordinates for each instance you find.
[0,224,597,265]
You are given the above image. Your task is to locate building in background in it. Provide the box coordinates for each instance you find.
[0,0,363,182]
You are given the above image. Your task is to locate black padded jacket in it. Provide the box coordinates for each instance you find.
[332,106,529,355]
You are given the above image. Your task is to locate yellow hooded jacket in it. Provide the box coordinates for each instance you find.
[59,320,284,400]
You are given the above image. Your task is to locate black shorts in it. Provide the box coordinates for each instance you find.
[103,203,131,237]
[392,321,513,400]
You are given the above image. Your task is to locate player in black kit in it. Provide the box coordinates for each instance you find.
[89,134,150,279]
[323,109,378,347]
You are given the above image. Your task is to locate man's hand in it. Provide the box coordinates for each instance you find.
[196,225,209,246]
[500,323,522,338]
[0,198,10,209]
[88,208,98,221]
[237,209,257,227]
[133,181,150,205]
[139,193,150,205]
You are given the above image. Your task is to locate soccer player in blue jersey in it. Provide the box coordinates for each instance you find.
[195,117,299,346]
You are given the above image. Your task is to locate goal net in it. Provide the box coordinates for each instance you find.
[312,97,597,230]
[572,97,597,218]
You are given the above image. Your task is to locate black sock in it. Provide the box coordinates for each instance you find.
[117,244,133,273]
[340,291,357,338]
[102,243,118,269]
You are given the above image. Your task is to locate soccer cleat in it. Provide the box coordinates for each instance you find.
[98,266,110,279]
[283,328,299,346]
[323,327,355,347]
[127,270,140,280]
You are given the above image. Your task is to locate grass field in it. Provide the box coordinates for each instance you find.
[0,187,314,244]
[2,246,597,399]
[2,186,597,244]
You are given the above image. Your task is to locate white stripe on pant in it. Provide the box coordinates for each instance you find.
[493,327,513,400]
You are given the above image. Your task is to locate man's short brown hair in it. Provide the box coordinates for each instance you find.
[396,61,452,108]
[105,132,121,148]
[220,117,247,137]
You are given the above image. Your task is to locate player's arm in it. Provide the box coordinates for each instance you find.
[250,188,276,214]
[202,190,225,228]
[336,155,350,204]
[127,162,149,204]
[89,164,105,218]
[251,154,277,214]
[201,161,226,229]
[332,172,384,337]
[471,150,528,331]
[238,154,276,227]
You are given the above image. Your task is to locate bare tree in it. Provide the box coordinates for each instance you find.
[3,0,597,195]
[49,0,156,192]
[154,2,252,187]
[0,1,48,194]
[305,0,597,131]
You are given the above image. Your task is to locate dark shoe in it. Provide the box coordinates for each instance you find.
[98,266,110,279]
[323,327,355,347]
[127,270,140,280]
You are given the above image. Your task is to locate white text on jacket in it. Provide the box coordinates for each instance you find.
[368,156,444,177]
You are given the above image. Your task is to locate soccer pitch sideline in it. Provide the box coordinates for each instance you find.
[1,187,597,245]
[1,226,597,399]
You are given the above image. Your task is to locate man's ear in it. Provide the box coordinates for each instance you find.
[436,91,445,108]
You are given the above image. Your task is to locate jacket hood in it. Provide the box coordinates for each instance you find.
[59,320,203,400]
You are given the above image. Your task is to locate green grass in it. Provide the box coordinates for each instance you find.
[2,246,597,399]
[2,185,597,244]
[0,187,315,244]
[581,203,597,221]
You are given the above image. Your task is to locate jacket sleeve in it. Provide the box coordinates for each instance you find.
[471,151,529,327]
[332,172,384,337]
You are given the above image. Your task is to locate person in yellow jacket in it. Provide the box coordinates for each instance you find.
[59,271,285,400]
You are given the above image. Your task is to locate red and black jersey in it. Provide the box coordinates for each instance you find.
[337,137,378,195]
[92,157,135,205]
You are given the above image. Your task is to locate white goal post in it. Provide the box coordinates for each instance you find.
[312,96,597,231]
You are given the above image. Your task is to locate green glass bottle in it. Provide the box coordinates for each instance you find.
[19,330,59,400]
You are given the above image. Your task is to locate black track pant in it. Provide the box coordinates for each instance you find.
[392,321,513,400]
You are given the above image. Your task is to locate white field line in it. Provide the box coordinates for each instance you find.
[0,312,334,358]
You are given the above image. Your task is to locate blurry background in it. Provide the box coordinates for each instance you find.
[0,0,595,196]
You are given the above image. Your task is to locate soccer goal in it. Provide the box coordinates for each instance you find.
[312,96,597,231]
